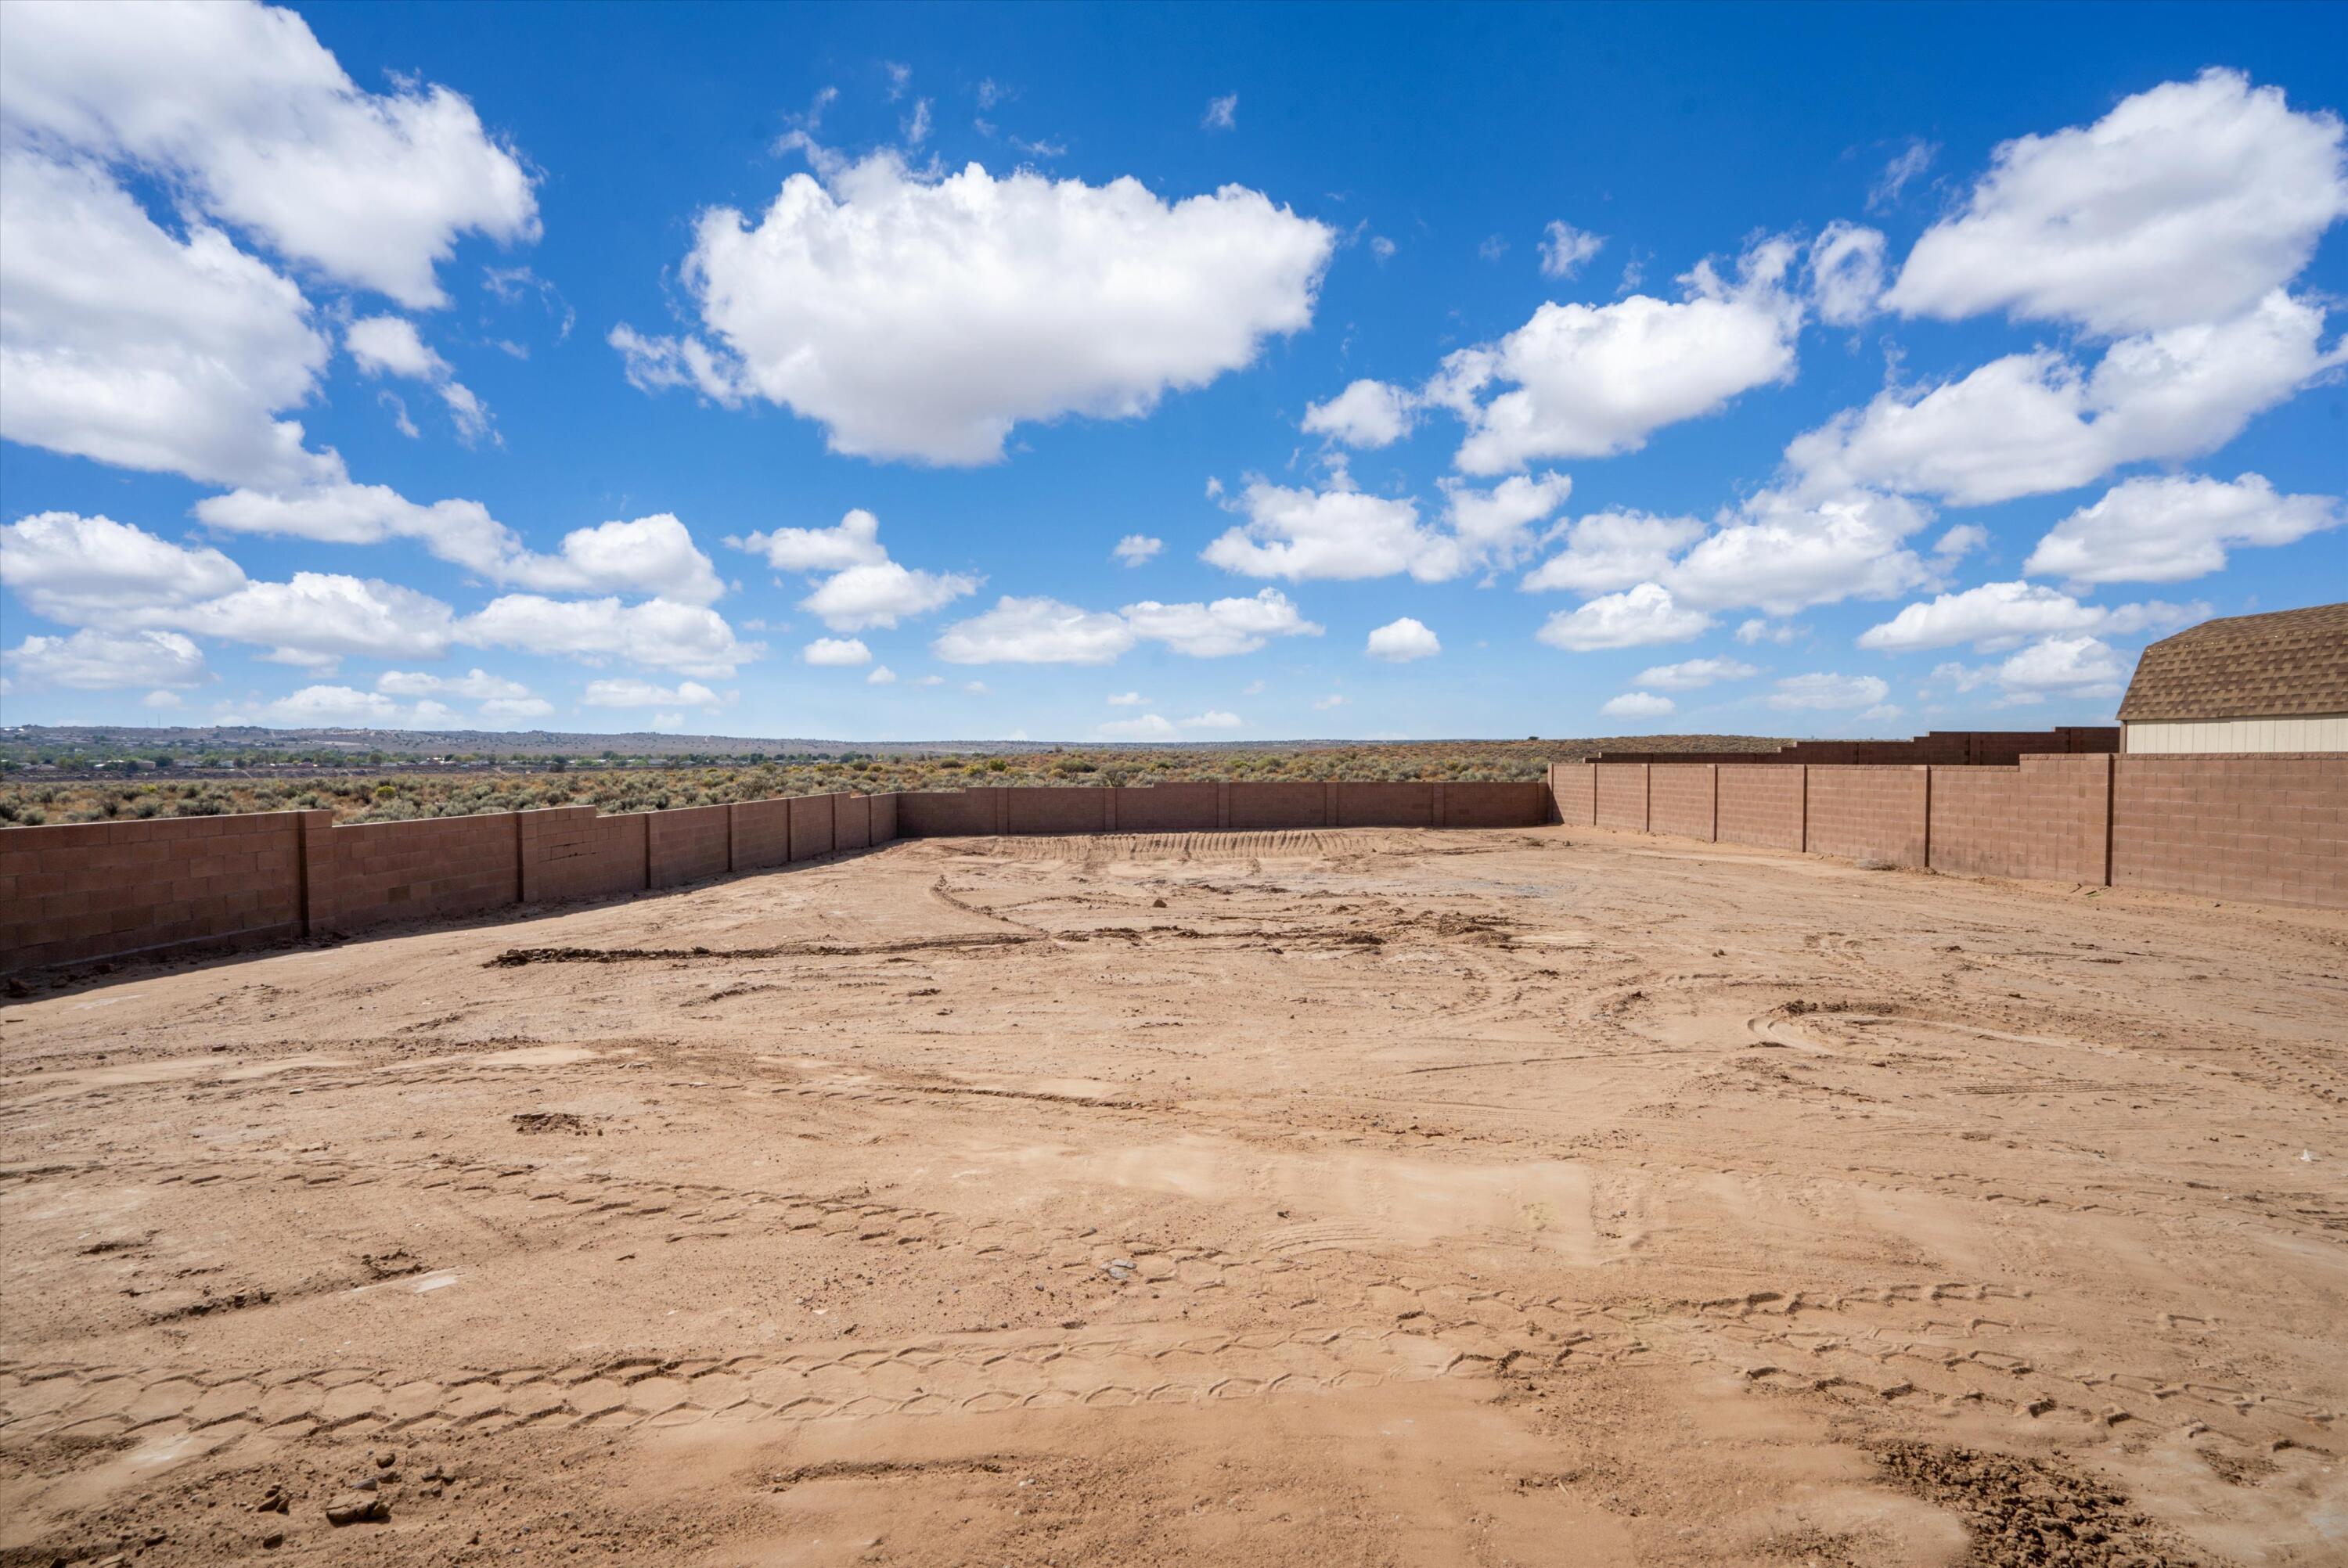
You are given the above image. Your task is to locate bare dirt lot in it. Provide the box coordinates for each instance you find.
[2,826,2343,1566]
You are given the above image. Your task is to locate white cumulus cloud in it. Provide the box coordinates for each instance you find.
[1632,656,1759,690]
[1521,509,1704,595]
[1535,582,1712,651]
[199,487,726,603]
[3,628,209,691]
[1431,237,1803,474]
[1365,617,1440,661]
[582,678,723,709]
[1301,379,1417,448]
[1886,70,2348,336]
[615,150,1332,463]
[2026,473,2343,584]
[803,636,872,666]
[1601,691,1675,717]
[461,595,761,678]
[1857,581,2204,653]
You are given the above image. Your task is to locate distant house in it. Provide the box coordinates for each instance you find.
[2118,602,2348,753]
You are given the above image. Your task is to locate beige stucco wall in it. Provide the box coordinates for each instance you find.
[2123,714,2348,753]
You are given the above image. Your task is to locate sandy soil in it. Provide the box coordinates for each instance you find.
[2,825,2343,1566]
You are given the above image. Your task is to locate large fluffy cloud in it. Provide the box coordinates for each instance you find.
[615,151,1333,463]
[1431,238,1802,474]
[1520,509,1704,595]
[0,0,538,309]
[931,596,1136,665]
[1933,635,2133,703]
[1365,617,1441,661]
[2,509,456,669]
[1886,70,2348,336]
[197,487,726,603]
[0,510,247,622]
[1534,583,1711,651]
[1784,291,2343,506]
[0,152,336,490]
[1856,581,2202,653]
[1203,473,1460,582]
[459,595,761,679]
[2025,473,2343,584]
[180,574,459,667]
[1666,488,1937,615]
[730,508,978,630]
[2,628,209,691]
[1302,379,1417,448]
[933,588,1320,664]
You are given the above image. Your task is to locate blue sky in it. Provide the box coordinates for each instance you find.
[1,2,2343,743]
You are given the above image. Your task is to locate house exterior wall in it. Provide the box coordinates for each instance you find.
[2123,714,2348,753]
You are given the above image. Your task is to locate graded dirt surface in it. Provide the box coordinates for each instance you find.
[2,825,2343,1566]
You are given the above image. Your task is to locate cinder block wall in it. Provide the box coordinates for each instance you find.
[1334,782,1436,827]
[835,793,873,852]
[1547,762,1596,825]
[0,811,304,971]
[309,811,519,933]
[1442,781,1550,828]
[896,789,996,836]
[2112,753,2345,906]
[9,760,2340,975]
[1924,766,2029,879]
[1715,766,1805,851]
[1114,783,1219,831]
[1230,781,1329,829]
[1648,765,1716,842]
[730,797,793,870]
[1594,764,1648,831]
[1805,766,1930,867]
[788,793,836,862]
[648,803,730,890]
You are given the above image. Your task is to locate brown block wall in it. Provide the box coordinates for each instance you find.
[895,789,996,836]
[730,797,794,870]
[1440,781,1550,827]
[789,793,837,861]
[648,803,731,890]
[869,792,899,844]
[1112,783,1219,832]
[1805,766,1928,867]
[1715,766,1804,851]
[1594,764,1649,831]
[310,812,520,933]
[1233,781,1332,829]
[2016,754,2112,884]
[835,794,873,851]
[1924,767,2028,879]
[0,812,304,971]
[1926,755,2112,885]
[2112,753,2346,908]
[521,807,647,904]
[1005,787,1110,835]
[1547,762,1596,825]
[1648,765,1716,841]
[1334,782,1435,827]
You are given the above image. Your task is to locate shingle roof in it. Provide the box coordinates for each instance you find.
[2118,602,2348,721]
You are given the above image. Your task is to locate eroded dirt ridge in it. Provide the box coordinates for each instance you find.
[2,826,2341,1564]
